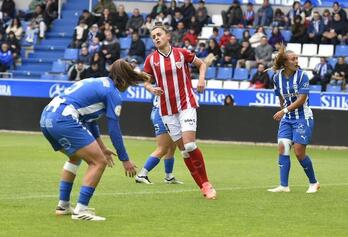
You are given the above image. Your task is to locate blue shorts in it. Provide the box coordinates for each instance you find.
[40,107,95,156]
[150,107,167,136]
[278,118,314,145]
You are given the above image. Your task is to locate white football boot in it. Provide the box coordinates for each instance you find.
[135,175,153,184]
[164,177,184,184]
[55,205,74,215]
[306,182,320,193]
[267,186,290,193]
[72,209,105,221]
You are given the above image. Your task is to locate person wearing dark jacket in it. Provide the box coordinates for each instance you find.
[1,0,16,18]
[83,62,108,78]
[322,13,346,44]
[268,26,284,50]
[98,8,115,28]
[114,4,129,37]
[180,0,195,27]
[307,11,325,44]
[43,0,58,26]
[237,40,255,69]
[290,15,307,43]
[126,8,144,34]
[310,57,333,91]
[150,0,167,19]
[221,0,243,27]
[128,32,145,63]
[71,19,89,48]
[100,30,120,66]
[250,63,270,89]
[68,61,88,81]
[221,35,241,67]
[6,31,20,62]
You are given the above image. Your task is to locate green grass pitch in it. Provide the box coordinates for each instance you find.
[0,132,347,237]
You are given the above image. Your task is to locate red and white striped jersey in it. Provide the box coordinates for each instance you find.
[144,47,199,116]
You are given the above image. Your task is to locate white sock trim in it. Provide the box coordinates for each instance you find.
[63,161,79,175]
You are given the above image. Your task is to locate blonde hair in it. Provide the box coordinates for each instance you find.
[109,59,150,92]
[150,22,169,34]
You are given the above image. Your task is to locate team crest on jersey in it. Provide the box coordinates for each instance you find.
[154,62,160,67]
[293,84,298,90]
[175,62,183,69]
[114,105,122,117]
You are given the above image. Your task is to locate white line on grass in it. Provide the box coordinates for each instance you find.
[1,183,348,201]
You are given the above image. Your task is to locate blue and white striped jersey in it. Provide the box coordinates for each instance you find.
[46,77,122,122]
[273,69,313,120]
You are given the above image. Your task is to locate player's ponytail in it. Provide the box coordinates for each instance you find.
[109,59,150,92]
[272,44,288,71]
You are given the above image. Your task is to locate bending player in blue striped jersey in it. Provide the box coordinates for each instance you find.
[268,46,320,193]
[40,60,148,221]
[135,97,183,184]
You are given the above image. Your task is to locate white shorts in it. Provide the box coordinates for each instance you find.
[161,108,197,142]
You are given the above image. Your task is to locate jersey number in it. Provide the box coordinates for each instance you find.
[64,81,84,95]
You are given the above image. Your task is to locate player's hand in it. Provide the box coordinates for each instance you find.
[122,160,137,177]
[151,87,163,96]
[273,110,285,121]
[197,80,205,93]
[102,148,116,168]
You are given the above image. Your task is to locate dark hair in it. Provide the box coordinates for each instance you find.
[272,44,294,71]
[109,59,150,92]
[224,95,234,106]
[11,16,22,28]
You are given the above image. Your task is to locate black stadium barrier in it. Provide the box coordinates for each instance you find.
[0,96,347,147]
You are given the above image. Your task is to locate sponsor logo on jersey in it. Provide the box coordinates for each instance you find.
[49,84,66,98]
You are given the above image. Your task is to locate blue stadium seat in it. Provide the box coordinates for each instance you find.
[120,49,128,58]
[232,28,244,40]
[64,48,79,60]
[326,85,342,92]
[142,37,154,51]
[55,74,69,81]
[206,67,216,79]
[328,57,337,68]
[233,68,249,81]
[216,67,233,80]
[267,69,275,79]
[335,45,348,57]
[281,30,292,42]
[52,61,67,73]
[40,73,55,80]
[309,85,322,91]
[249,68,257,80]
[120,37,132,50]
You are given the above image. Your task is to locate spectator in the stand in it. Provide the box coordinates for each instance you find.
[24,20,38,43]
[273,8,287,27]
[221,0,243,27]
[196,42,208,58]
[128,31,145,63]
[100,22,114,39]
[78,46,91,65]
[154,12,172,26]
[268,26,284,50]
[0,43,13,72]
[6,31,20,63]
[237,40,255,70]
[180,0,196,27]
[224,95,234,106]
[219,28,232,48]
[249,26,265,48]
[88,36,101,54]
[171,21,185,47]
[205,38,221,66]
[303,0,314,23]
[140,15,154,36]
[322,13,345,45]
[79,10,95,27]
[222,35,241,67]
[28,5,47,39]
[87,24,102,45]
[330,56,348,87]
[43,0,58,26]
[150,0,167,20]
[341,24,348,44]
[243,3,255,26]
[114,4,128,37]
[252,36,273,68]
[83,62,108,78]
[28,0,45,12]
[242,29,251,42]
[254,0,273,26]
[126,8,144,34]
[71,19,88,48]
[332,2,347,22]
[100,30,120,67]
[286,1,304,26]
[98,8,115,27]
[307,11,324,44]
[93,0,116,14]
[209,27,220,42]
[322,9,332,30]
[90,52,105,70]
[189,16,202,35]
[310,57,333,91]
[171,10,184,30]
[68,60,88,81]
[167,0,178,18]
[182,27,198,47]
[196,0,209,27]
[290,15,307,43]
[1,0,16,19]
[250,63,270,89]
[6,17,23,40]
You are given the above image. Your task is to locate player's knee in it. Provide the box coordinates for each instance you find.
[157,146,169,157]
[184,142,197,153]
[278,139,291,156]
[294,146,306,160]
[181,150,190,159]
[63,161,80,175]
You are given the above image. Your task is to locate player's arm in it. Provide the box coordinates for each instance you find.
[144,80,163,96]
[192,57,207,93]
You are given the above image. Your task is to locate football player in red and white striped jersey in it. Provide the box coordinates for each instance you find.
[143,23,216,199]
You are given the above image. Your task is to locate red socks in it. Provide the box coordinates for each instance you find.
[184,158,203,188]
[189,148,209,184]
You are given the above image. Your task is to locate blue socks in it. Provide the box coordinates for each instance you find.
[279,155,291,187]
[77,186,95,206]
[59,180,73,202]
[299,156,317,184]
[164,157,174,174]
[144,156,160,172]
